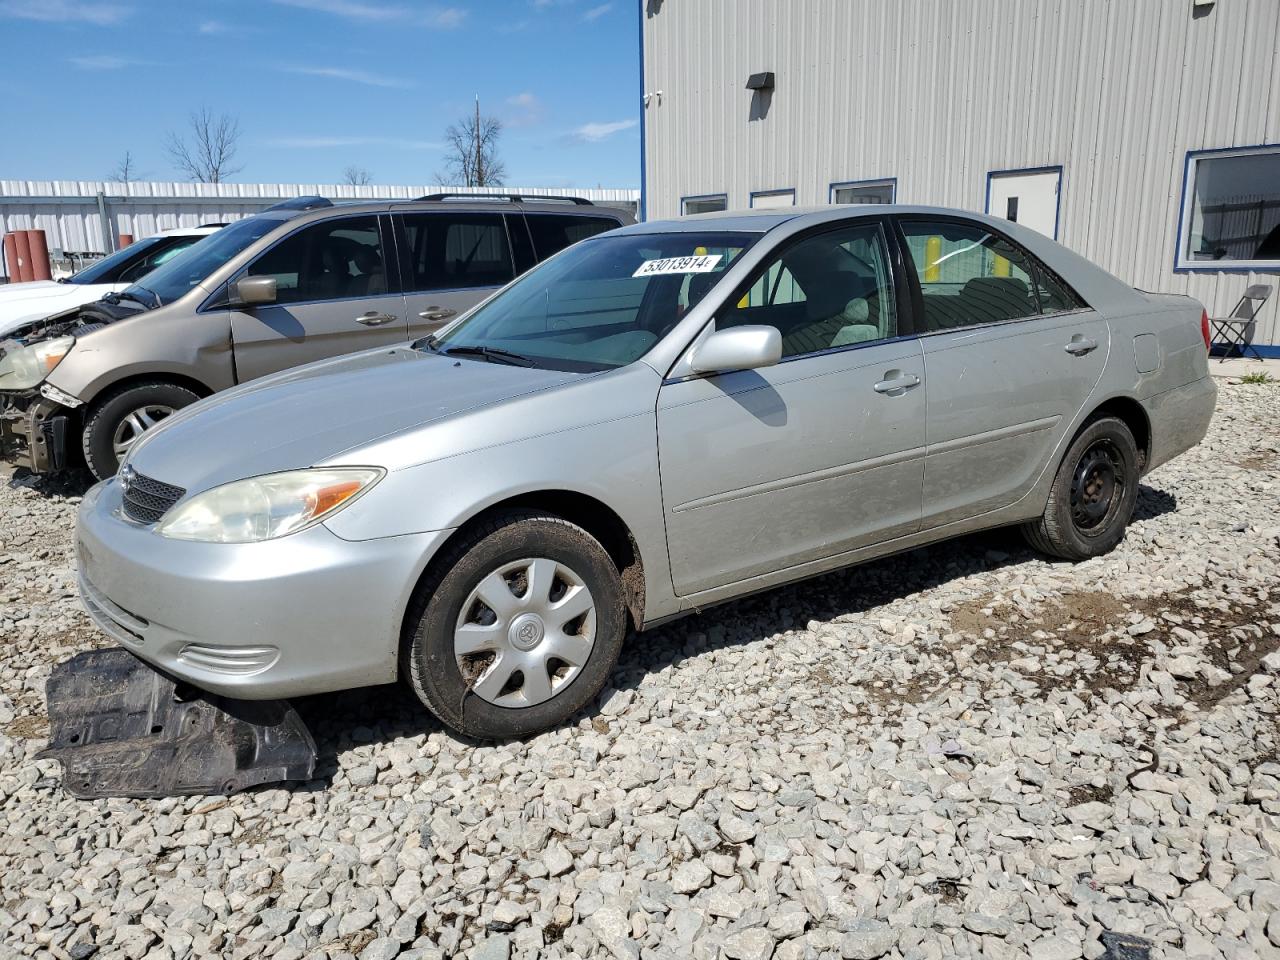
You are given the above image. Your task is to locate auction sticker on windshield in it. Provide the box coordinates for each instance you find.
[632,254,722,278]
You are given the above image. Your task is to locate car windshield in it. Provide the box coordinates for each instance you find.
[426,231,757,371]
[124,216,282,307]
[68,236,167,285]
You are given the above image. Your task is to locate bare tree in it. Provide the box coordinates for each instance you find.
[109,151,141,183]
[435,98,506,187]
[165,108,243,183]
[342,165,373,186]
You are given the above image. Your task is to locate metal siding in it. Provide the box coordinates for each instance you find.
[642,0,1280,344]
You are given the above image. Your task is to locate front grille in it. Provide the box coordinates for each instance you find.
[121,470,186,524]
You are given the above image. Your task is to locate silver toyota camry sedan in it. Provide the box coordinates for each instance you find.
[75,206,1217,739]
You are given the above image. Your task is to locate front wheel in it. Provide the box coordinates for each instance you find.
[404,511,627,739]
[1022,416,1140,561]
[81,381,200,479]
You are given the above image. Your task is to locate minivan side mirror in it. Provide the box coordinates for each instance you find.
[690,325,782,375]
[232,276,278,307]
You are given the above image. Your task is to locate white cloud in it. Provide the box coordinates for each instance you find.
[198,19,228,34]
[572,118,637,142]
[272,0,464,27]
[0,0,130,24]
[69,54,146,69]
[271,0,401,20]
[505,91,544,127]
[425,5,465,27]
[282,65,413,88]
[582,2,611,21]
[268,135,441,150]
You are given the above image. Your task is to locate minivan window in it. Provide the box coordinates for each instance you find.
[246,216,386,305]
[399,212,514,292]
[525,214,620,261]
[427,231,755,372]
[127,216,281,306]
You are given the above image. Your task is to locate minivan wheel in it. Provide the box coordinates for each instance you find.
[1022,416,1140,561]
[404,511,627,739]
[81,381,201,479]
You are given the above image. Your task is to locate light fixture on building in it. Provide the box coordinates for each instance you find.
[745,72,775,92]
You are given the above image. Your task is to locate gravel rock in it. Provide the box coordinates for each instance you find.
[839,919,896,959]
[722,927,776,960]
[2,384,1279,960]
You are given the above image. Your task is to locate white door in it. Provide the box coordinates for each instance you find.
[988,169,1060,238]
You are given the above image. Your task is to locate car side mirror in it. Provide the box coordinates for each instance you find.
[232,276,277,307]
[690,325,782,375]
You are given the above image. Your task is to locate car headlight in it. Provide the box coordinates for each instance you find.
[154,467,384,543]
[0,336,75,390]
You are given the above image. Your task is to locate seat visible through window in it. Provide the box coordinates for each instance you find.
[718,221,898,359]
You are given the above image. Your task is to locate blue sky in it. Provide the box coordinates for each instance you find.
[0,0,640,188]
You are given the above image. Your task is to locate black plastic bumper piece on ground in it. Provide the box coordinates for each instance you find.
[38,647,317,799]
[1100,931,1153,960]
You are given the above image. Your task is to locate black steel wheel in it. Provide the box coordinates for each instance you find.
[1022,416,1140,561]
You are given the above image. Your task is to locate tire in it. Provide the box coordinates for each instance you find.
[1022,416,1140,561]
[81,381,201,480]
[404,510,627,740]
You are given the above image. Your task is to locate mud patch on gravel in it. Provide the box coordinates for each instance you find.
[1233,449,1278,471]
[5,714,48,739]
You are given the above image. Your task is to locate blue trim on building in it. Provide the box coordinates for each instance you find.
[637,1,647,222]
[828,177,897,204]
[749,188,796,208]
[1174,143,1280,274]
[984,165,1063,240]
[1211,344,1280,359]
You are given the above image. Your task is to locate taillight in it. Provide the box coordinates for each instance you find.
[1200,310,1211,353]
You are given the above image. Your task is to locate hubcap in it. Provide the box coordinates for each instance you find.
[453,557,597,708]
[111,404,176,458]
[1070,440,1124,532]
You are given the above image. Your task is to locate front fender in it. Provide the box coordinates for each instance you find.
[322,408,675,620]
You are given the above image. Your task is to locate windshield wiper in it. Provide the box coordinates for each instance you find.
[439,345,535,367]
[108,288,158,309]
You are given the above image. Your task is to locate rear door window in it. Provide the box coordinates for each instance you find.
[897,218,1082,332]
[525,214,621,262]
[397,212,515,291]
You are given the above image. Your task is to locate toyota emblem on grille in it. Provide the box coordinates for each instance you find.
[119,465,135,492]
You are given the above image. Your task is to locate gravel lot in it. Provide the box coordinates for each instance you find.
[2,382,1279,960]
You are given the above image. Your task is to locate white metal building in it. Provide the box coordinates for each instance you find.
[0,181,640,280]
[640,0,1280,352]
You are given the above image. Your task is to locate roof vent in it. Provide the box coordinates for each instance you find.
[745,72,775,91]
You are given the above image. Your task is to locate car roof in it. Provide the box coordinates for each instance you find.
[255,198,635,229]
[611,204,1028,236]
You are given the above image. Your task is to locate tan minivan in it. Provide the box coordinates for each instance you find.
[0,195,632,478]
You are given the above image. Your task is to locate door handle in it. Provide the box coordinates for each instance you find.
[1064,336,1098,356]
[873,372,922,394]
[418,306,457,322]
[356,312,398,327]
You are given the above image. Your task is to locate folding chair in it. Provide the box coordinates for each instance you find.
[1211,284,1272,361]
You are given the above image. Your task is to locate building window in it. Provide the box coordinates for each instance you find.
[829,178,896,205]
[1179,145,1280,270]
[682,195,728,215]
[750,189,795,209]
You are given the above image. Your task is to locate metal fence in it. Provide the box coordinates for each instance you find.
[0,181,641,281]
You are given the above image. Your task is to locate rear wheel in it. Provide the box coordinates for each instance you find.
[81,381,200,479]
[1022,416,1140,561]
[404,511,627,739]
